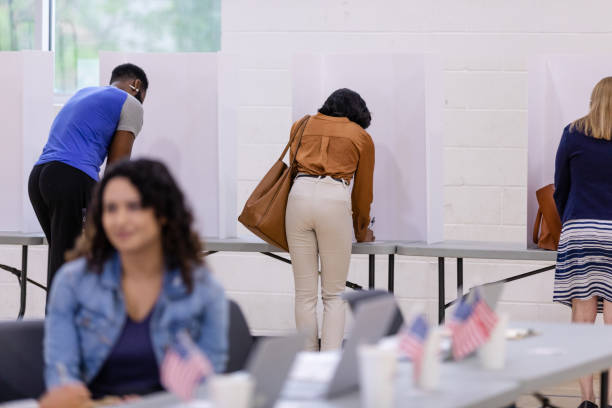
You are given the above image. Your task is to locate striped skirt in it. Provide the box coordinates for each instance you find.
[554,219,612,313]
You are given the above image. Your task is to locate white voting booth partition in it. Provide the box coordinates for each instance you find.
[99,52,238,238]
[0,51,53,233]
[292,54,444,242]
[527,55,612,247]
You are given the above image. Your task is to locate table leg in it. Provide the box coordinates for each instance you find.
[438,257,445,324]
[601,370,609,408]
[18,245,28,320]
[368,255,375,289]
[457,257,463,299]
[387,254,394,293]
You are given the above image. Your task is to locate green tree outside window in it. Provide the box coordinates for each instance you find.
[55,0,220,94]
[0,0,36,51]
[2,0,221,93]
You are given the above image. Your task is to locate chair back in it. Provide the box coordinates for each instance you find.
[226,300,254,373]
[0,320,45,402]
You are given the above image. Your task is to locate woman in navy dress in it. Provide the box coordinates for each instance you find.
[553,77,612,408]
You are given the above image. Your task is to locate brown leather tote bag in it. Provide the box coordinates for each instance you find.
[238,115,310,251]
[532,184,562,250]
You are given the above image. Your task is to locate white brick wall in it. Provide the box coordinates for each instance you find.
[218,0,612,332]
[7,0,612,330]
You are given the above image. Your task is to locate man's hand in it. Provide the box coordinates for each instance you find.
[39,384,91,408]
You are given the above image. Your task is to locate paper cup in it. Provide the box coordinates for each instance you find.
[417,327,441,391]
[478,313,509,370]
[358,344,396,408]
[209,372,254,408]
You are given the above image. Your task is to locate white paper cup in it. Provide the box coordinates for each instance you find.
[358,344,396,408]
[417,327,441,391]
[209,372,254,408]
[478,313,509,370]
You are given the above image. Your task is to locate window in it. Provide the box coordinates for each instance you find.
[54,0,220,94]
[1,0,221,94]
[0,0,36,50]
[55,0,221,93]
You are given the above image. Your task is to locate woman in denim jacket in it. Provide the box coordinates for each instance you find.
[44,159,228,400]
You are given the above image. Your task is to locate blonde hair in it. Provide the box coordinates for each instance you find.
[570,77,612,141]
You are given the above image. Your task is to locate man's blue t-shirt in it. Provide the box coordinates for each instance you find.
[36,86,143,181]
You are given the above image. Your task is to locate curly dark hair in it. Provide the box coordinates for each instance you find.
[318,88,371,129]
[67,159,203,291]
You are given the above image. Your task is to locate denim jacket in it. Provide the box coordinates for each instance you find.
[44,253,228,389]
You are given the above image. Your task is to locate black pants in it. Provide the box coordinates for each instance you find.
[28,161,96,290]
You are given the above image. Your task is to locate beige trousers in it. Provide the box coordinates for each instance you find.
[286,176,353,351]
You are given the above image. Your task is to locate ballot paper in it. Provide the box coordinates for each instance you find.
[527,347,566,356]
[506,328,538,340]
[287,350,341,382]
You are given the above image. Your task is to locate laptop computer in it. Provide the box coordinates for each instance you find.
[343,289,405,335]
[246,333,306,408]
[282,295,397,400]
[160,334,304,408]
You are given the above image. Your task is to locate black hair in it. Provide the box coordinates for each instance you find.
[68,159,202,291]
[318,88,371,129]
[109,63,149,90]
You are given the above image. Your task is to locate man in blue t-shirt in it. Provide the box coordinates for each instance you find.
[28,63,148,288]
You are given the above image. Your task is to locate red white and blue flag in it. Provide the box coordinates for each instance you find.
[447,289,498,360]
[399,314,429,379]
[161,331,213,401]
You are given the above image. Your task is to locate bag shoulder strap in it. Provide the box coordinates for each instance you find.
[532,208,543,244]
[289,115,310,168]
[278,115,310,162]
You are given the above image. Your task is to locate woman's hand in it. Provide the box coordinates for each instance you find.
[362,228,375,242]
[39,383,91,408]
[90,395,141,406]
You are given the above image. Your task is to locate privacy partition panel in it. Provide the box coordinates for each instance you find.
[0,51,53,233]
[527,55,612,247]
[99,52,238,238]
[292,53,444,242]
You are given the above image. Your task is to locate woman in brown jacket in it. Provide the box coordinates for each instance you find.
[286,88,375,351]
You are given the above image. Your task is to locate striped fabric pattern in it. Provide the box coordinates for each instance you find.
[554,219,612,313]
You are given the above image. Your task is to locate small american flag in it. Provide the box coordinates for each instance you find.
[447,289,498,360]
[399,314,429,380]
[161,331,213,401]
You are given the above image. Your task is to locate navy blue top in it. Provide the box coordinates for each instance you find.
[36,86,128,181]
[88,311,162,398]
[554,124,612,223]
